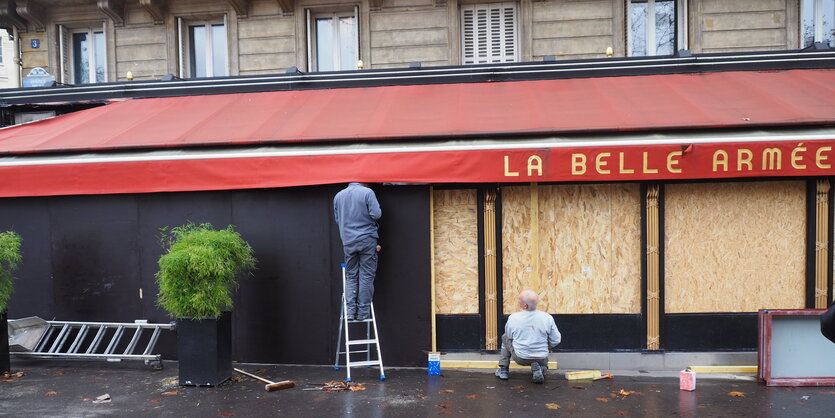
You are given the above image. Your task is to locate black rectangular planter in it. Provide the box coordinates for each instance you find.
[177,311,232,387]
[1,311,9,373]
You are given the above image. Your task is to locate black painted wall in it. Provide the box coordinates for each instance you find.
[0,185,432,366]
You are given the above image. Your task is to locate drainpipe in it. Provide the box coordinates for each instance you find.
[13,26,21,87]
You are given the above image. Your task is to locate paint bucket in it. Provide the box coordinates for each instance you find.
[427,352,441,375]
[680,369,696,391]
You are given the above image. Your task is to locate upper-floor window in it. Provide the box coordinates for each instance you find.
[307,8,359,71]
[628,0,677,56]
[178,17,229,78]
[802,0,835,48]
[58,25,106,84]
[461,3,518,64]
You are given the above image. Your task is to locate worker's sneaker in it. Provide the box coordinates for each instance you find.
[495,366,509,380]
[346,314,356,321]
[357,313,370,321]
[531,362,544,384]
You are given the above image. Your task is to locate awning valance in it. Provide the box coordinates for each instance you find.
[0,130,832,197]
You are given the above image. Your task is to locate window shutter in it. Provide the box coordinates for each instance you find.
[461,7,475,64]
[501,4,517,62]
[461,3,517,65]
[58,24,70,84]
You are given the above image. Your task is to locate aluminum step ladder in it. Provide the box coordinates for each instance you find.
[333,263,385,382]
[9,317,175,369]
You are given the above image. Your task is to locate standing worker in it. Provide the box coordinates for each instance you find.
[334,182,382,321]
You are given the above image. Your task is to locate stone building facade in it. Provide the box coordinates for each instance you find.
[0,0,827,84]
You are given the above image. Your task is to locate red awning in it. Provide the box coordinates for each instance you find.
[0,68,834,198]
[2,68,835,155]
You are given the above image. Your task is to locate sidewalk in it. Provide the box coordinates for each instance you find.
[1,359,833,417]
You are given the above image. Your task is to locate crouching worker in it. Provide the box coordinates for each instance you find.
[495,290,561,384]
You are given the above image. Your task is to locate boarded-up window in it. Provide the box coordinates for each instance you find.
[501,184,642,314]
[664,181,806,313]
[461,3,518,64]
[434,189,479,314]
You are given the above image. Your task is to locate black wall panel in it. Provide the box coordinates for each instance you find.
[436,315,482,351]
[0,197,53,317]
[500,314,644,351]
[663,313,758,351]
[48,195,141,322]
[1,185,431,366]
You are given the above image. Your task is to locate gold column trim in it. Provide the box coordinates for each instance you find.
[815,179,830,309]
[484,189,499,350]
[429,187,437,352]
[646,184,661,350]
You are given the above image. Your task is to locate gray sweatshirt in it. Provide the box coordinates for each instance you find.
[504,309,561,360]
[333,183,382,245]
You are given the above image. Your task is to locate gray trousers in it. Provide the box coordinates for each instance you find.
[344,236,378,317]
[498,334,548,368]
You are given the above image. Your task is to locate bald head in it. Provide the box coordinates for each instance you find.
[518,290,539,311]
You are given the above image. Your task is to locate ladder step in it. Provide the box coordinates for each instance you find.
[346,319,373,323]
[346,360,382,367]
[347,339,378,345]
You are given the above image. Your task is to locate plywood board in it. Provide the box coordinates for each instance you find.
[501,184,642,314]
[433,189,479,314]
[665,181,806,313]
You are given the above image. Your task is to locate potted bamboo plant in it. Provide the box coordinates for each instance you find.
[156,223,256,386]
[0,231,22,374]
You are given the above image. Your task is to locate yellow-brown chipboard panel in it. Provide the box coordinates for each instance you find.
[433,189,480,314]
[664,181,806,313]
[501,184,642,314]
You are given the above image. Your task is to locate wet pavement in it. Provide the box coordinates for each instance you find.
[2,360,834,417]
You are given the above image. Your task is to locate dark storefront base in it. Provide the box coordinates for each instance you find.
[438,313,760,352]
[0,185,431,366]
[663,313,758,351]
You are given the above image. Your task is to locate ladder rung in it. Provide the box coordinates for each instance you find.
[347,339,378,345]
[338,350,371,355]
[347,360,382,367]
[346,319,373,323]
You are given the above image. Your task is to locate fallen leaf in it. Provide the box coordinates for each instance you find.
[566,405,576,410]
[545,403,561,410]
[596,397,610,403]
[616,411,627,416]
[349,383,366,392]
[313,397,325,402]
[821,391,835,395]
[571,385,586,390]
[466,394,480,399]
[51,371,65,376]
[614,389,637,399]
[436,403,449,409]
[220,412,235,417]
[82,398,92,402]
[415,394,426,399]
[512,385,526,390]
[162,391,178,396]
[230,377,242,382]
[728,391,746,398]
[378,403,389,408]
[149,398,162,403]
[440,389,455,393]
[44,391,58,396]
